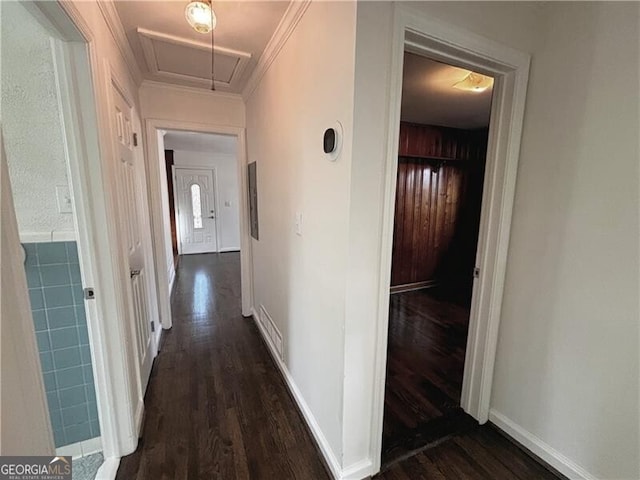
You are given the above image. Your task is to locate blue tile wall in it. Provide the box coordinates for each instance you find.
[23,241,100,447]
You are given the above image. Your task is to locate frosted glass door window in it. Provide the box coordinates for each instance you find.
[191,184,202,229]
[175,168,218,254]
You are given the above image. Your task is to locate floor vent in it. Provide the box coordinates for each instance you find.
[259,305,283,359]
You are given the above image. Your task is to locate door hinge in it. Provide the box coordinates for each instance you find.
[133,132,138,147]
[151,321,155,332]
[473,267,480,278]
[83,287,96,300]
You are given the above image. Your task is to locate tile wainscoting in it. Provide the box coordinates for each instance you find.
[23,241,100,448]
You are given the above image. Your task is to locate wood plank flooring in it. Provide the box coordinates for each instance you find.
[116,253,330,480]
[382,287,472,463]
[376,425,563,480]
[117,254,562,480]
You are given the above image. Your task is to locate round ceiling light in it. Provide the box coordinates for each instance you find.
[185,0,216,34]
[453,72,493,93]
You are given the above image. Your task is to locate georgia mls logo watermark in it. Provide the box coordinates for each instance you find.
[0,456,71,480]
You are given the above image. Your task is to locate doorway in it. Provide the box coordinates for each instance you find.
[1,0,105,471]
[161,130,241,258]
[381,52,493,465]
[144,121,252,318]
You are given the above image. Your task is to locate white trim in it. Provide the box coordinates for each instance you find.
[369,4,531,474]
[250,309,342,479]
[55,436,102,459]
[95,0,142,85]
[171,165,182,256]
[341,459,374,480]
[95,457,120,480]
[168,264,176,293]
[242,0,311,100]
[19,231,76,243]
[143,119,253,318]
[141,79,244,101]
[489,410,598,480]
[137,28,251,92]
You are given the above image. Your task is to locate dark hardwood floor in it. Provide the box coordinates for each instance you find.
[382,287,473,464]
[116,253,330,480]
[376,424,563,480]
[117,254,562,480]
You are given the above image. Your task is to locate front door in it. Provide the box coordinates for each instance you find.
[175,168,218,254]
[110,84,154,394]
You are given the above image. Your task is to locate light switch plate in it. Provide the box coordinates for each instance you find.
[55,185,73,214]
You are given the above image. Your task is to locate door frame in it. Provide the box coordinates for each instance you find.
[144,119,253,319]
[172,166,220,255]
[370,4,531,471]
[26,0,141,473]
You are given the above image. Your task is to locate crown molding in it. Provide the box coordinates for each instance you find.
[140,79,244,101]
[96,0,143,85]
[242,0,311,101]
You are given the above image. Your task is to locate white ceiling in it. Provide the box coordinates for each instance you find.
[114,1,290,93]
[164,130,237,154]
[401,52,494,129]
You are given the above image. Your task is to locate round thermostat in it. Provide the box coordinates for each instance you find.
[323,122,343,162]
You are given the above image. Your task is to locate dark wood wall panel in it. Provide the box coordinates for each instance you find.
[391,161,467,286]
[391,123,488,290]
[164,150,178,262]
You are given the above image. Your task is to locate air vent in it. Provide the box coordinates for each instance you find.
[259,305,283,359]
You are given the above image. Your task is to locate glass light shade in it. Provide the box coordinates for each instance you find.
[185,1,216,34]
[453,72,493,93]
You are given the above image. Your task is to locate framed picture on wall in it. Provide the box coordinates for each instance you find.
[248,161,259,240]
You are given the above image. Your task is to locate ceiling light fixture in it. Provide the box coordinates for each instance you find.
[184,0,217,91]
[185,0,216,34]
[453,72,493,93]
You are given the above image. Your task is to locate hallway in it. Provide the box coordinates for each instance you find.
[116,253,330,479]
[117,253,563,479]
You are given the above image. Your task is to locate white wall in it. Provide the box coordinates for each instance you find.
[245,1,357,472]
[492,3,639,479]
[346,2,639,479]
[139,81,245,128]
[170,149,241,252]
[1,1,73,238]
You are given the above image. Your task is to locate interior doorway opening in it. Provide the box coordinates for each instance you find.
[162,131,241,259]
[382,52,494,466]
[145,122,252,320]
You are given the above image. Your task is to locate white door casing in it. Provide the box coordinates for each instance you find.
[174,168,218,254]
[110,83,154,396]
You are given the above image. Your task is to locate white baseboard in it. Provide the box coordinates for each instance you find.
[489,410,598,480]
[250,308,344,479]
[218,247,240,253]
[56,436,102,459]
[95,456,119,480]
[341,458,374,480]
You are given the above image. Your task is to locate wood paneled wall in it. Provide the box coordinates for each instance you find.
[164,150,178,261]
[391,123,488,293]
